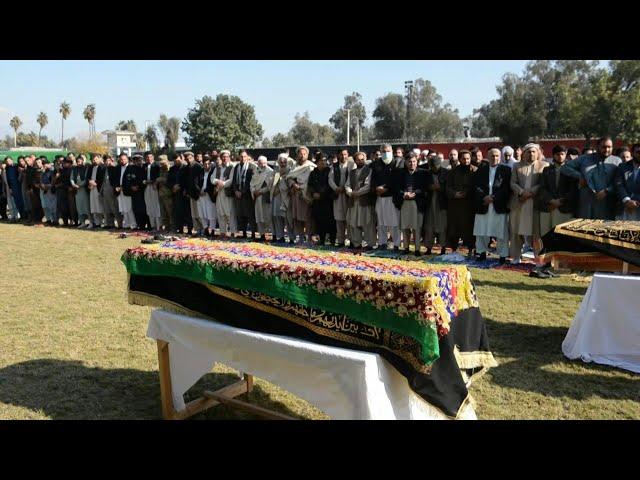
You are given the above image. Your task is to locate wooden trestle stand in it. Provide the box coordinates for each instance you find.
[156,340,296,420]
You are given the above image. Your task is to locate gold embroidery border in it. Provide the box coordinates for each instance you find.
[554,219,640,252]
[128,288,483,420]
[203,283,434,374]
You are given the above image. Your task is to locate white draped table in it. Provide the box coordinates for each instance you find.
[147,309,477,420]
[562,273,640,373]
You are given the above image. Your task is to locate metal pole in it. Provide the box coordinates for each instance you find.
[346,109,351,146]
[356,118,360,151]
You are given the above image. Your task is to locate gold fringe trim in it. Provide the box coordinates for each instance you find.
[127,287,485,419]
[453,345,498,370]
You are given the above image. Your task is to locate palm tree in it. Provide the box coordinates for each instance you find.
[144,126,159,152]
[60,102,71,147]
[9,116,22,147]
[116,119,137,132]
[158,114,182,151]
[135,133,146,150]
[83,104,96,136]
[37,112,48,146]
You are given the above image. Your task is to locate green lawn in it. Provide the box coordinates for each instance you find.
[0,222,637,420]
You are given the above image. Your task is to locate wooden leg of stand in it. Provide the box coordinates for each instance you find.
[157,340,177,420]
[244,373,254,393]
[622,261,629,274]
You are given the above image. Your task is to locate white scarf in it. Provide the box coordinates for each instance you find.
[250,164,273,193]
[286,160,315,191]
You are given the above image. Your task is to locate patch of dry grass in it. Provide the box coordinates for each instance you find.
[0,223,637,419]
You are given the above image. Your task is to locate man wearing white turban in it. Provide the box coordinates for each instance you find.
[501,146,518,168]
[251,155,274,241]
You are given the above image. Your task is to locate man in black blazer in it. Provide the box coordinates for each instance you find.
[536,144,576,235]
[393,152,430,255]
[472,147,512,263]
[231,150,257,238]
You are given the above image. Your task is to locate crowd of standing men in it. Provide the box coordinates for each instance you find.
[1,137,639,269]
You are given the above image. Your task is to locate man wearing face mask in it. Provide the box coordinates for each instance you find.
[423,153,449,255]
[371,143,401,250]
[615,143,640,221]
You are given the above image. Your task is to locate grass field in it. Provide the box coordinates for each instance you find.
[0,222,638,420]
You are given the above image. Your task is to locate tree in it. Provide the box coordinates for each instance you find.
[135,133,146,150]
[372,93,405,140]
[60,101,71,147]
[270,132,294,147]
[83,104,96,136]
[287,112,336,145]
[465,106,494,138]
[182,94,263,152]
[144,125,159,152]
[37,112,48,146]
[9,116,22,147]
[605,60,640,143]
[289,112,316,144]
[261,137,273,148]
[62,137,78,152]
[409,78,464,141]
[73,133,109,156]
[477,73,547,146]
[329,92,367,143]
[157,114,181,151]
[15,131,59,148]
[116,119,137,132]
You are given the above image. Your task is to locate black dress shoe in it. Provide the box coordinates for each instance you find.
[499,257,506,265]
[414,251,422,257]
[478,252,487,262]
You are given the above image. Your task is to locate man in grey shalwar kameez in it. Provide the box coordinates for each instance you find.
[270,154,293,242]
[251,156,274,241]
[345,152,376,249]
[561,137,622,220]
[328,149,351,247]
[72,155,90,228]
[87,154,105,228]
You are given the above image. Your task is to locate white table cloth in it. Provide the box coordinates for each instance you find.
[562,273,640,373]
[147,309,477,420]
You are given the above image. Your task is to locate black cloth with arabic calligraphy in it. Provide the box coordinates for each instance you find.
[128,274,491,418]
[540,219,640,267]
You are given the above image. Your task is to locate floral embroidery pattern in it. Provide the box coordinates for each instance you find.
[122,239,479,338]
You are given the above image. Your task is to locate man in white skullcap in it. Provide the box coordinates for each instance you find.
[270,154,293,242]
[251,155,274,241]
[419,150,430,167]
[286,146,316,243]
[501,146,518,168]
